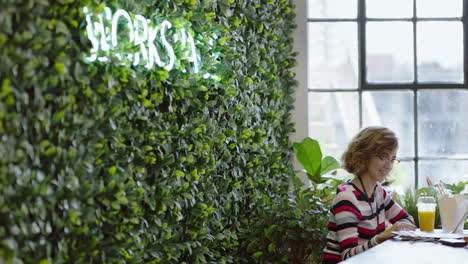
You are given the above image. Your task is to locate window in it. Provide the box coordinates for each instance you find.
[307,0,468,192]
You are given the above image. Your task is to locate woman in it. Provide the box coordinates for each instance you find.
[322,126,416,264]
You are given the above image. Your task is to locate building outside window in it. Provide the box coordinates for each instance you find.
[307,0,468,193]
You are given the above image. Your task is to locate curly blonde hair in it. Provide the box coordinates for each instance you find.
[341,126,398,177]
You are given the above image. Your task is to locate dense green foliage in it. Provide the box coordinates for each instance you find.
[237,138,343,264]
[0,0,298,263]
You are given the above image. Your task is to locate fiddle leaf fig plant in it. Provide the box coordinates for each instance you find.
[292,137,340,184]
[278,137,344,263]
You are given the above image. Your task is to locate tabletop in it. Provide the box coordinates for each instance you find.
[340,239,468,264]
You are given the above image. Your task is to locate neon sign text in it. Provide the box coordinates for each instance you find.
[83,7,218,80]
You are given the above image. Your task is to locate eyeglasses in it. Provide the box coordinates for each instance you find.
[377,155,400,164]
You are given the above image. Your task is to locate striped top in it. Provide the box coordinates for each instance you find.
[322,182,414,264]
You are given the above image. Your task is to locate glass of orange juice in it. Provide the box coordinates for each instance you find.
[417,196,436,232]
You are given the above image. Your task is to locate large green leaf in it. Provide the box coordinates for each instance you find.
[321,156,340,175]
[292,137,322,178]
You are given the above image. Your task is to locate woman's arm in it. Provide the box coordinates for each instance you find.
[382,188,415,225]
[375,221,416,243]
[376,188,416,243]
[332,193,379,260]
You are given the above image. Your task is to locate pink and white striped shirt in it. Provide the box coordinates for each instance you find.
[322,182,414,263]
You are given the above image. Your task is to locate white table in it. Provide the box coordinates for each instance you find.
[341,238,468,264]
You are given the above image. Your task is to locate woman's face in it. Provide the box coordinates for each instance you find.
[366,147,398,183]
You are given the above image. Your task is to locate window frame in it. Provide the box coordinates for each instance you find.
[307,0,468,188]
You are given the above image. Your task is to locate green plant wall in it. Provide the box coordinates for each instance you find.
[0,0,297,263]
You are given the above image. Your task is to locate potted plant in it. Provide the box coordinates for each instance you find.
[237,138,344,264]
[289,137,345,263]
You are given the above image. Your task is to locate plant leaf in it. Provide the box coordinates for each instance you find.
[292,137,322,177]
[320,156,340,175]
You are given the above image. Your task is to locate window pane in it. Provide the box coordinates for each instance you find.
[367,0,413,18]
[367,22,414,83]
[308,22,358,89]
[419,160,468,187]
[308,0,357,19]
[308,92,359,159]
[418,90,468,157]
[417,0,462,18]
[417,22,463,83]
[389,161,415,194]
[362,91,414,157]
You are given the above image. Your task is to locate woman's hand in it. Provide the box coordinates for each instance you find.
[375,222,416,244]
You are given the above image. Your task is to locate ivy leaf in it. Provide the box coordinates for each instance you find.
[108,166,117,175]
[54,62,65,75]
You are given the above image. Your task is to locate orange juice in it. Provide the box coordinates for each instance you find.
[418,210,435,232]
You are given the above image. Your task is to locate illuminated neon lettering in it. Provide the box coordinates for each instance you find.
[111,9,133,47]
[83,6,219,80]
[186,33,199,73]
[100,7,112,52]
[160,20,175,71]
[83,7,99,62]
[133,15,148,66]
[146,26,163,69]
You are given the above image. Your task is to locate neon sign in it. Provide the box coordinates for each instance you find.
[83,6,219,80]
